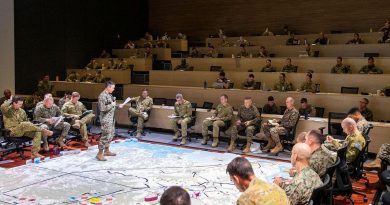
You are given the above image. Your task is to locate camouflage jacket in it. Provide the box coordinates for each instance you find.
[282,166,323,205]
[237,177,290,205]
[213,103,233,122]
[61,101,87,117]
[310,144,337,178]
[131,96,153,112]
[332,131,366,163]
[280,108,299,130]
[98,91,116,123]
[331,64,351,74]
[282,65,298,73]
[274,81,293,91]
[359,65,383,74]
[1,100,28,129]
[300,81,316,92]
[237,105,261,126]
[174,100,192,118]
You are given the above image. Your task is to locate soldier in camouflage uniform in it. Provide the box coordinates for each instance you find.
[274,143,323,205]
[299,72,316,92]
[61,92,95,147]
[331,57,352,74]
[364,143,390,170]
[96,81,123,161]
[85,59,100,70]
[236,45,249,58]
[226,157,289,205]
[128,89,153,138]
[205,46,218,58]
[36,93,52,108]
[169,93,192,145]
[262,97,299,155]
[304,130,336,178]
[359,98,373,121]
[58,91,72,109]
[80,73,95,82]
[261,59,277,72]
[65,71,80,82]
[359,57,383,74]
[1,96,53,159]
[347,107,369,135]
[34,97,71,149]
[274,73,293,92]
[282,58,298,73]
[37,75,53,97]
[262,96,279,114]
[201,94,233,147]
[241,74,256,90]
[229,97,261,153]
[326,118,366,163]
[93,71,105,83]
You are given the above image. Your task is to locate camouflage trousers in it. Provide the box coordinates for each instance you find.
[202,119,226,139]
[128,108,146,134]
[71,113,95,141]
[40,121,71,145]
[99,121,115,150]
[231,125,256,143]
[377,143,390,162]
[170,117,191,138]
[9,121,43,153]
[261,124,287,144]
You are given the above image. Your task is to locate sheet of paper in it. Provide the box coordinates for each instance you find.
[120,97,132,107]
[53,116,64,127]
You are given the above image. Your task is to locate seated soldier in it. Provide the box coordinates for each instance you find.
[286,33,300,45]
[85,59,100,70]
[65,71,80,82]
[0,89,12,106]
[124,40,135,49]
[241,74,256,90]
[347,107,369,135]
[298,98,315,117]
[273,143,323,205]
[143,32,153,41]
[326,118,366,163]
[36,93,52,108]
[201,94,233,147]
[79,73,94,82]
[299,72,316,92]
[106,59,117,70]
[205,46,218,58]
[99,50,111,58]
[174,59,193,71]
[304,130,336,178]
[236,45,249,58]
[169,93,192,145]
[305,44,315,57]
[34,96,71,149]
[359,57,383,74]
[237,36,249,47]
[262,97,299,154]
[61,92,95,147]
[128,89,153,138]
[256,46,269,58]
[117,58,130,70]
[176,32,186,40]
[93,71,105,83]
[346,33,364,44]
[262,96,279,114]
[227,157,289,205]
[313,32,329,45]
[273,73,293,91]
[220,35,232,47]
[37,75,53,97]
[229,97,261,153]
[143,46,153,58]
[189,47,200,58]
[261,59,276,72]
[331,57,351,74]
[160,186,191,205]
[282,58,298,73]
[213,71,230,89]
[1,96,53,159]
[378,20,390,43]
[58,91,72,109]
[359,98,373,121]
[364,143,390,171]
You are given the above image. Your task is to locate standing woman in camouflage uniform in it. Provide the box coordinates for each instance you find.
[96,81,123,161]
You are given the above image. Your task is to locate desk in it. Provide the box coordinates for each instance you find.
[171,57,390,73]
[134,39,188,51]
[51,81,105,99]
[148,70,390,94]
[112,48,171,60]
[93,58,153,71]
[123,84,390,122]
[66,69,131,84]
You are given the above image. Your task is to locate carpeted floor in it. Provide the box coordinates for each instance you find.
[0,128,381,205]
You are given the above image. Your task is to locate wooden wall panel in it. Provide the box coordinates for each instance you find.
[149,0,390,41]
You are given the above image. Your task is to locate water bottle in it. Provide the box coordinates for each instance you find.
[203,81,207,89]
[304,110,308,120]
[59,149,81,156]
[315,84,320,93]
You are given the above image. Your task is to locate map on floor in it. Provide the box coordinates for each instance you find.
[0,141,291,205]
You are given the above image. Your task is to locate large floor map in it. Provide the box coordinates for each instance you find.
[0,140,291,205]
